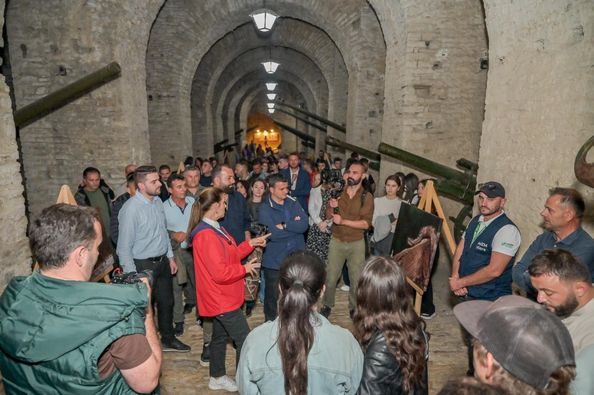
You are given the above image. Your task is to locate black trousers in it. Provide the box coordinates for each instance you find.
[134,256,174,341]
[421,244,440,315]
[263,268,280,322]
[210,308,250,378]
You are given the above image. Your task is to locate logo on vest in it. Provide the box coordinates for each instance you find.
[475,241,489,252]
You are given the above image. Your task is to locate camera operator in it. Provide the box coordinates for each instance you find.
[321,160,374,320]
[0,204,161,394]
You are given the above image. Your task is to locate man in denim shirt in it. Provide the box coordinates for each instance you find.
[513,187,594,299]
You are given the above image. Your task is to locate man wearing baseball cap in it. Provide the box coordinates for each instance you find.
[453,295,576,395]
[449,181,521,374]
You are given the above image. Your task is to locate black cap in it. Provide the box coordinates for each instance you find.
[454,295,575,390]
[475,181,505,198]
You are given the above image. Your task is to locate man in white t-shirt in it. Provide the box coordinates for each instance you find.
[449,181,521,375]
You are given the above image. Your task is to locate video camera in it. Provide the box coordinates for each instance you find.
[323,169,345,199]
[112,269,154,288]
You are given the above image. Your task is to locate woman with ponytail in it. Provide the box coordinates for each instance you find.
[237,251,363,394]
[188,187,270,392]
[354,256,429,395]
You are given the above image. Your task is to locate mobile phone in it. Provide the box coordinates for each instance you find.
[388,213,396,223]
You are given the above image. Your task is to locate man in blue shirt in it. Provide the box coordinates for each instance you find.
[258,174,308,321]
[513,187,594,299]
[117,165,190,352]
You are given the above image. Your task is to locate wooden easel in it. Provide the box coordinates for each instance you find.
[404,180,456,315]
[33,185,113,283]
[416,180,456,256]
[177,161,185,174]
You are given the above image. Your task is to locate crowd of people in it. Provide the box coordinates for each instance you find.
[0,146,593,395]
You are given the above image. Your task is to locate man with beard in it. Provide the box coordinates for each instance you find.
[320,161,374,320]
[448,181,521,375]
[212,165,251,244]
[117,165,190,352]
[529,249,594,394]
[513,188,594,299]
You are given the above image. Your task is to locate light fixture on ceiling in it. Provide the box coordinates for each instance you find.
[268,108,275,114]
[266,82,277,91]
[267,103,275,109]
[261,60,280,74]
[262,46,280,74]
[249,8,279,32]
[266,93,277,100]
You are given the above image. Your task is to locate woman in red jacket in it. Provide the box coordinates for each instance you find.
[189,187,269,392]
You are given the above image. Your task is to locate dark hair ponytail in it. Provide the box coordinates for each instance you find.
[277,251,326,395]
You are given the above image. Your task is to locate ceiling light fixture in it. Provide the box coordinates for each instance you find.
[261,61,280,74]
[268,108,275,114]
[267,103,275,109]
[266,82,277,91]
[266,93,277,100]
[249,9,279,32]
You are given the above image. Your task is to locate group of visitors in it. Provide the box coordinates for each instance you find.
[0,144,593,395]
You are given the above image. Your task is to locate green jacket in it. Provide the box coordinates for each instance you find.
[0,271,148,394]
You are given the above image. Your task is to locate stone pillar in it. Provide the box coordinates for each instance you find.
[479,0,594,243]
[0,0,31,291]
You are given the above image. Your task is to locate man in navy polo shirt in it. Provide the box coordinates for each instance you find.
[513,187,594,300]
[449,181,521,375]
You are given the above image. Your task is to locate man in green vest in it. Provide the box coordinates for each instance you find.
[0,204,162,394]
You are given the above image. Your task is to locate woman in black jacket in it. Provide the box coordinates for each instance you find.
[354,256,429,395]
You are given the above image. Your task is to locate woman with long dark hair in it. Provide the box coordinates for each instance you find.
[189,187,269,392]
[371,175,403,256]
[237,251,363,394]
[354,256,429,395]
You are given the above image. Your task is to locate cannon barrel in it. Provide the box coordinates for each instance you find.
[14,62,122,128]
[276,102,346,133]
[276,108,327,132]
[326,136,381,162]
[274,120,316,143]
[456,158,479,174]
[378,142,475,188]
[213,138,230,153]
[301,140,315,149]
[234,128,244,137]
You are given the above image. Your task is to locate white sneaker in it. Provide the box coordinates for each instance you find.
[209,375,238,392]
[340,285,350,292]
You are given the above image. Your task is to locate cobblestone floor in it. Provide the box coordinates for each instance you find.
[159,257,468,394]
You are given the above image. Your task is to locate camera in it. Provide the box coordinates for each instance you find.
[112,269,154,288]
[327,171,345,200]
[249,222,268,237]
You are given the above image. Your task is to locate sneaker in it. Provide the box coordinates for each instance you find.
[339,285,350,292]
[421,312,437,320]
[200,343,211,367]
[162,337,191,353]
[320,305,331,318]
[174,322,184,337]
[208,375,237,392]
[183,303,195,314]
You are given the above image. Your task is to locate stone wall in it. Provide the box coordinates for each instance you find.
[0,0,31,291]
[7,0,162,218]
[479,0,594,248]
[373,0,488,241]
